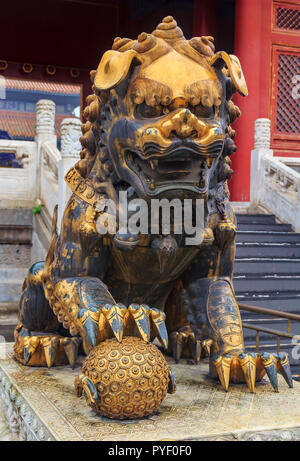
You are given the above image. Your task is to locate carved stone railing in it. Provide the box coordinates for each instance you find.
[0,99,81,221]
[36,100,81,225]
[251,118,300,232]
[36,100,81,226]
[0,140,37,208]
[0,345,55,440]
[0,101,80,234]
[0,99,81,281]
[58,118,82,225]
[40,140,60,219]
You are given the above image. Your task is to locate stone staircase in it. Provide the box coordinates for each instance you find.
[234,213,300,378]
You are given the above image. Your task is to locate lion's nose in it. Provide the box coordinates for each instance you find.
[160,108,206,139]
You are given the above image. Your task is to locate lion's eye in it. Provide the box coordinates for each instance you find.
[191,104,214,119]
[136,103,163,119]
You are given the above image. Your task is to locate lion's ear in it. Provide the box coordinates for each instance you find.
[94,50,143,91]
[210,51,248,97]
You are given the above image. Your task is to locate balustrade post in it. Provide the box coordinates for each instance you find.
[35,100,57,202]
[250,118,273,205]
[58,118,82,228]
[35,99,57,144]
[295,185,300,232]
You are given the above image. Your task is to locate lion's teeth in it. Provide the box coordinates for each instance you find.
[205,158,212,168]
[149,160,158,170]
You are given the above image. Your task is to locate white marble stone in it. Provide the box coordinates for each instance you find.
[35,99,57,143]
[0,140,38,206]
[0,100,80,304]
[254,118,271,149]
[250,118,300,231]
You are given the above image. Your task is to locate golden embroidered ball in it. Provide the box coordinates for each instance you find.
[78,336,173,419]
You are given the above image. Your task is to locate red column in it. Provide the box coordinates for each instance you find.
[229,0,272,202]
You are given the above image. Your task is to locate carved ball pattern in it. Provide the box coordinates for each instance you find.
[81,336,170,419]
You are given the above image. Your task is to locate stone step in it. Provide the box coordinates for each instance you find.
[237,223,292,232]
[236,294,300,311]
[0,302,18,342]
[236,231,300,244]
[235,244,300,258]
[234,259,300,275]
[0,324,16,342]
[0,209,33,244]
[0,282,23,303]
[234,276,300,293]
[236,214,276,225]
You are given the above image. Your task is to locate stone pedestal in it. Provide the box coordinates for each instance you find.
[1,343,300,441]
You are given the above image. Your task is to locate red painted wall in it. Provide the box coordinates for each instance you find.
[229,0,273,202]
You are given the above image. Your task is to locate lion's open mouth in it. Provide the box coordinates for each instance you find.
[125,143,221,195]
[149,152,193,178]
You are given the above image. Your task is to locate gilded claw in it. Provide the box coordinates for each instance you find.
[77,307,100,348]
[75,374,98,405]
[74,375,83,397]
[23,336,40,365]
[260,352,278,392]
[150,308,168,350]
[168,366,176,394]
[239,352,256,393]
[102,303,127,342]
[169,330,211,363]
[188,335,202,364]
[63,337,81,369]
[128,304,151,342]
[41,336,60,368]
[212,351,293,393]
[213,354,232,392]
[201,339,213,358]
[276,352,293,388]
[170,331,186,363]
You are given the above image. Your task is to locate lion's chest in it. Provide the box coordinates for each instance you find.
[103,241,199,307]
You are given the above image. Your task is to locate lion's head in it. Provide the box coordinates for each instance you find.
[77,16,247,203]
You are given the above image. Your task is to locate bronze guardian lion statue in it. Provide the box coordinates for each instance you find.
[14,16,292,419]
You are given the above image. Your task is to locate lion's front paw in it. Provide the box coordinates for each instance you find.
[14,325,81,368]
[78,303,169,353]
[210,351,293,393]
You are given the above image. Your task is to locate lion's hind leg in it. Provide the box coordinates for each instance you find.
[14,261,80,368]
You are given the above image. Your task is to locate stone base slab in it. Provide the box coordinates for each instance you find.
[1,343,300,441]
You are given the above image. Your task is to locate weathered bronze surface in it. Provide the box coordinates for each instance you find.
[14,16,293,418]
